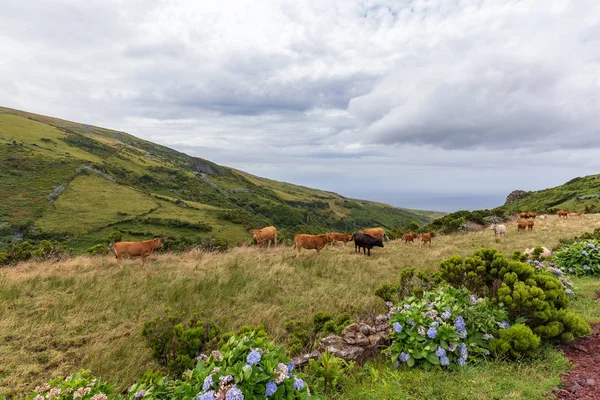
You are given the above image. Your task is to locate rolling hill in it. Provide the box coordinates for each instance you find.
[0,106,439,252]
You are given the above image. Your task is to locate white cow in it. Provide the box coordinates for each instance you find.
[490,224,507,236]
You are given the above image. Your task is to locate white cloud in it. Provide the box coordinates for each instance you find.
[1,0,600,211]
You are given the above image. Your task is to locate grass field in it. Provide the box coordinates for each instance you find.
[1,215,599,398]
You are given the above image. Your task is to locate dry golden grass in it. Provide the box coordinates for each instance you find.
[1,214,599,396]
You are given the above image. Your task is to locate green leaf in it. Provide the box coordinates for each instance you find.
[407,357,415,367]
[426,353,440,365]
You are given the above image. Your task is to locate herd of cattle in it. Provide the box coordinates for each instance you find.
[109,209,586,263]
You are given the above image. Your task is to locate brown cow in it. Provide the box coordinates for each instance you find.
[557,210,569,218]
[527,212,537,219]
[526,220,534,230]
[293,233,334,255]
[113,238,163,264]
[251,226,277,248]
[519,212,529,219]
[327,232,353,245]
[420,232,436,246]
[402,233,419,243]
[517,220,528,231]
[360,228,385,240]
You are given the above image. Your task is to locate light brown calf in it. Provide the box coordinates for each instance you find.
[517,220,528,231]
[327,232,353,245]
[113,238,163,264]
[251,226,277,248]
[360,228,385,240]
[420,232,436,246]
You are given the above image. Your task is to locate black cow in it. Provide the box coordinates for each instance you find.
[351,232,384,256]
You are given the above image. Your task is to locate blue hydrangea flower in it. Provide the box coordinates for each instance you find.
[454,316,465,330]
[566,289,575,296]
[265,381,277,397]
[407,318,415,327]
[458,356,466,366]
[588,243,596,249]
[294,378,305,391]
[435,347,446,357]
[427,326,437,339]
[459,343,468,356]
[582,250,589,256]
[469,295,478,305]
[287,361,294,373]
[441,309,451,320]
[220,375,233,386]
[584,265,591,271]
[134,390,146,399]
[246,350,262,365]
[202,375,214,392]
[225,386,244,400]
[500,321,511,329]
[403,304,412,310]
[569,268,575,273]
[440,356,450,366]
[242,364,251,371]
[399,352,411,363]
[393,322,403,333]
[197,391,216,400]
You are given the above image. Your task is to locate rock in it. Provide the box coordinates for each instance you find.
[504,190,529,205]
[369,332,388,347]
[572,344,589,354]
[568,381,581,394]
[292,350,321,368]
[318,335,365,362]
[586,378,595,386]
[375,315,389,325]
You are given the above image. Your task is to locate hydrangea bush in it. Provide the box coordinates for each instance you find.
[23,370,115,400]
[387,286,509,369]
[128,331,318,399]
[555,240,600,276]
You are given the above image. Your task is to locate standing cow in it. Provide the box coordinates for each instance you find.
[351,232,383,256]
[251,226,277,248]
[112,238,163,265]
[490,224,506,236]
[360,228,385,240]
[420,232,437,246]
[293,233,334,255]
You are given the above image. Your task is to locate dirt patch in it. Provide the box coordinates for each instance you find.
[594,291,600,300]
[554,323,600,399]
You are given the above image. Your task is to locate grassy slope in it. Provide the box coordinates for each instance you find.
[1,214,599,398]
[501,174,600,214]
[0,107,436,251]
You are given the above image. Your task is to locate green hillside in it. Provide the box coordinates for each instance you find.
[0,106,437,252]
[500,174,600,214]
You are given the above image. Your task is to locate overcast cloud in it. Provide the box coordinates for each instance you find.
[2,0,600,211]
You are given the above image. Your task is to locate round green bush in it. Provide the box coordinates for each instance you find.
[489,324,540,359]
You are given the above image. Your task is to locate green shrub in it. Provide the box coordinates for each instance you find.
[489,324,540,359]
[374,268,439,303]
[32,240,71,260]
[285,312,354,356]
[107,230,123,243]
[0,241,34,265]
[21,369,115,400]
[306,351,354,396]
[87,243,111,255]
[141,308,221,376]
[555,240,600,276]
[128,331,315,399]
[439,248,590,344]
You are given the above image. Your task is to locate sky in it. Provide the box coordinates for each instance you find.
[1,0,600,212]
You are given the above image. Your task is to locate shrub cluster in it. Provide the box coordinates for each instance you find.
[387,286,509,369]
[555,239,600,276]
[285,312,353,356]
[23,370,115,400]
[374,267,440,303]
[438,248,590,346]
[130,331,316,400]
[0,240,71,266]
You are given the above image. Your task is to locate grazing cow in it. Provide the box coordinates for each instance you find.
[490,224,506,236]
[517,220,528,231]
[520,212,529,219]
[402,233,419,243]
[528,212,537,219]
[420,232,437,246]
[113,238,163,264]
[360,228,385,240]
[557,210,569,218]
[251,226,277,248]
[327,232,353,245]
[526,220,534,230]
[293,233,334,255]
[351,232,384,256]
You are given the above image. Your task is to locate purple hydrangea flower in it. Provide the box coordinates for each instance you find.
[459,343,468,356]
[242,364,251,371]
[246,350,262,365]
[219,375,233,387]
[393,322,403,333]
[458,356,466,366]
[134,390,146,399]
[293,378,305,391]
[566,289,575,296]
[202,375,214,392]
[568,268,575,273]
[441,309,451,320]
[583,265,591,271]
[582,250,589,256]
[440,356,450,366]
[225,386,244,400]
[469,295,478,305]
[197,391,216,400]
[287,361,294,373]
[435,347,446,357]
[265,382,277,397]
[407,318,416,327]
[427,326,437,339]
[403,304,413,310]
[500,321,511,329]
[399,352,411,363]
